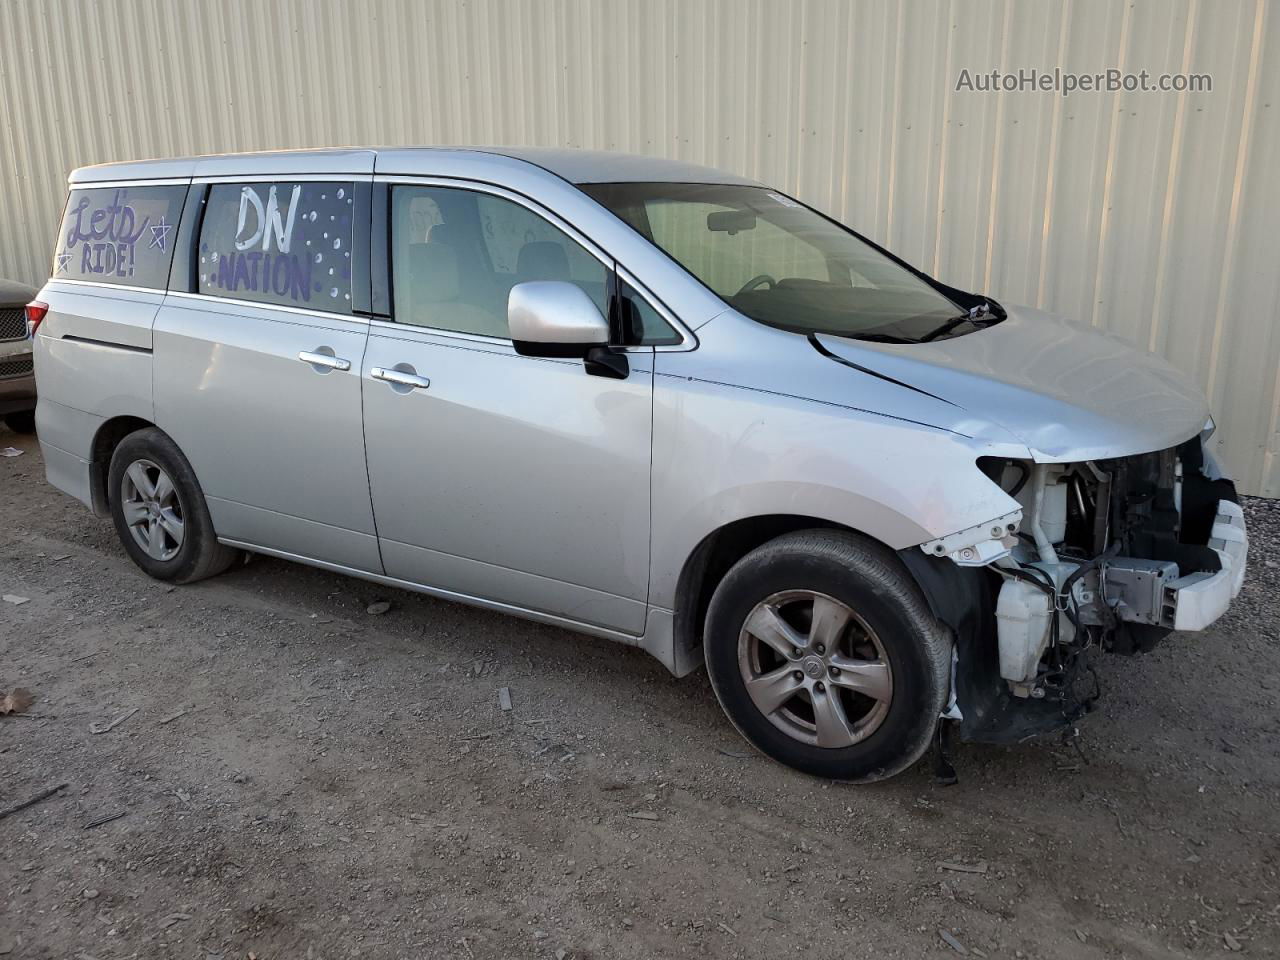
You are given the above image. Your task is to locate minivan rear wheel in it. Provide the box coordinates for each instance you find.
[107,428,239,583]
[704,529,951,782]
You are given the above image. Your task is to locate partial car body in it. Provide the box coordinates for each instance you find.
[804,305,1243,742]
[30,148,1245,780]
[0,277,39,433]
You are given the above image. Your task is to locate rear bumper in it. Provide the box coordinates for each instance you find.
[1168,499,1248,631]
[40,440,95,509]
[35,397,108,514]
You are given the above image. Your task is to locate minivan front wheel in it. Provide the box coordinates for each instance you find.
[107,428,239,583]
[705,530,951,782]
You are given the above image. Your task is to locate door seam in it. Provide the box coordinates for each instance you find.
[355,326,385,575]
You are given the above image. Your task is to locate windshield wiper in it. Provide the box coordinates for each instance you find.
[851,332,916,344]
[918,303,998,343]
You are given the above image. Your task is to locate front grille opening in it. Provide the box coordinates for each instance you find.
[0,308,26,341]
[0,354,34,379]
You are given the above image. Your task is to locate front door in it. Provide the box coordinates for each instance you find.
[361,182,652,633]
[153,178,379,571]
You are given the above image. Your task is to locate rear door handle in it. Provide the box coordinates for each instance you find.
[298,350,351,372]
[371,366,431,390]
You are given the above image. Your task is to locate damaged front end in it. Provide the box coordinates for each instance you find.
[904,430,1247,745]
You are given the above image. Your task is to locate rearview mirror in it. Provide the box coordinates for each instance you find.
[707,209,756,235]
[509,281,609,358]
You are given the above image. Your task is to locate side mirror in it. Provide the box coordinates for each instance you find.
[509,281,609,358]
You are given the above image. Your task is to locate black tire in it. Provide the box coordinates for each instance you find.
[107,427,239,583]
[4,410,35,434]
[705,529,950,782]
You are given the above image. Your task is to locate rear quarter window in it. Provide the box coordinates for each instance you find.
[198,181,353,313]
[54,185,187,289]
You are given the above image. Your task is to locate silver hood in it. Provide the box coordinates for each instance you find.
[0,278,37,307]
[817,304,1210,462]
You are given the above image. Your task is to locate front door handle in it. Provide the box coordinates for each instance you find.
[371,366,431,390]
[298,350,351,372]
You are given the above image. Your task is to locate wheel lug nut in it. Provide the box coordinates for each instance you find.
[792,647,802,658]
[793,671,803,681]
[815,644,825,654]
[815,682,825,692]
[830,666,841,676]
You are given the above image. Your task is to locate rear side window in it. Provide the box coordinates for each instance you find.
[198,181,354,313]
[54,184,187,289]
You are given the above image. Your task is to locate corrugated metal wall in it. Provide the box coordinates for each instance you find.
[2,0,1278,492]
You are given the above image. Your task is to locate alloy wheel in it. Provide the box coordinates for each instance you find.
[120,458,185,562]
[737,589,893,748]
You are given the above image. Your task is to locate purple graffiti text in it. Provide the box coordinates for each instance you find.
[65,190,149,250]
[79,242,135,277]
[211,251,312,302]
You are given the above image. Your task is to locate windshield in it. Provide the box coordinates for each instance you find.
[580,182,985,343]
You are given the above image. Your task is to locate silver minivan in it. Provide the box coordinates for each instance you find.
[31,148,1247,781]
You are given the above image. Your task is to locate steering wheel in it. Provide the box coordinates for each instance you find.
[735,274,777,296]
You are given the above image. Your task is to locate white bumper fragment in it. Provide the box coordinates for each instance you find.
[1168,499,1248,631]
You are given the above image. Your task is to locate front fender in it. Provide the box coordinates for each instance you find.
[648,369,1023,610]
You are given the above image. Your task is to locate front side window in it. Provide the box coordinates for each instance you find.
[391,185,608,339]
[53,185,187,289]
[581,182,974,343]
[198,181,353,313]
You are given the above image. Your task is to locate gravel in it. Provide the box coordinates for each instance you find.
[2,428,1277,958]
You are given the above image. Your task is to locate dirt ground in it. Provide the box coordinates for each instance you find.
[1,427,1277,960]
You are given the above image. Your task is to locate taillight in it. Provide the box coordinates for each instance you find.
[25,301,48,338]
